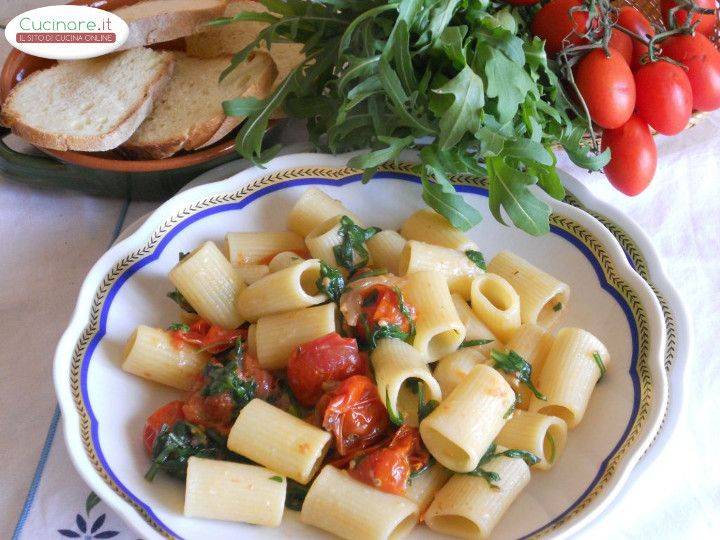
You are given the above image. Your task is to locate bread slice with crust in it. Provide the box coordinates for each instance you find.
[122,50,276,159]
[0,47,174,152]
[114,0,229,50]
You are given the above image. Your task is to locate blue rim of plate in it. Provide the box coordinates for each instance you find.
[68,164,656,539]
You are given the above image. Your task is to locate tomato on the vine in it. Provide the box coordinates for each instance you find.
[287,332,366,407]
[532,0,589,55]
[601,115,657,196]
[617,6,655,70]
[608,28,633,65]
[143,401,185,455]
[662,33,720,111]
[661,0,716,36]
[316,375,389,456]
[634,61,693,135]
[575,48,635,129]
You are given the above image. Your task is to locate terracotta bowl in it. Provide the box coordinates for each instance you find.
[0,0,238,172]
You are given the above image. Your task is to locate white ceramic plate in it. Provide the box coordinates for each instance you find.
[54,153,686,540]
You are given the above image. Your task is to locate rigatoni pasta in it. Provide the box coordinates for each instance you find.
[469,273,521,343]
[419,364,514,472]
[530,327,610,428]
[301,465,419,540]
[168,241,245,329]
[184,457,285,527]
[287,186,361,236]
[122,325,209,390]
[234,263,269,285]
[226,231,306,265]
[400,209,477,251]
[366,230,406,275]
[496,410,568,470]
[504,323,554,407]
[488,250,570,328]
[268,250,305,272]
[432,347,486,397]
[450,293,497,354]
[235,258,326,321]
[227,399,331,483]
[404,463,452,513]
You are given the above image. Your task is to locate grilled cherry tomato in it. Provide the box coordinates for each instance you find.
[354,284,415,344]
[170,318,244,354]
[347,426,430,495]
[601,115,657,196]
[316,375,389,456]
[634,61,692,135]
[617,6,655,70]
[143,400,185,455]
[575,48,636,129]
[242,353,278,401]
[608,28,633,65]
[662,33,720,111]
[532,0,589,55]
[661,0,716,36]
[287,332,366,407]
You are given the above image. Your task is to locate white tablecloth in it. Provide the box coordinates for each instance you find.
[1,2,719,537]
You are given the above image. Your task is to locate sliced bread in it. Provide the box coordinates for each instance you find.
[122,50,276,159]
[0,48,174,152]
[114,0,229,50]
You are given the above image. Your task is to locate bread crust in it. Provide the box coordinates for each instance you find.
[0,51,175,152]
[116,1,229,51]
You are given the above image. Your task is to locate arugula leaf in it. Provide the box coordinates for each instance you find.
[145,421,224,481]
[482,46,535,124]
[490,349,546,400]
[553,302,563,312]
[466,442,540,488]
[386,387,405,426]
[465,249,487,270]
[202,361,256,413]
[167,291,197,314]
[416,381,439,421]
[286,479,310,511]
[167,323,189,332]
[433,65,484,150]
[316,261,346,302]
[460,338,494,348]
[421,175,483,232]
[269,475,284,482]
[593,351,607,381]
[332,216,379,272]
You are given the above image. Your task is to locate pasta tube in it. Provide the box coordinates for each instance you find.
[496,410,567,470]
[226,231,306,265]
[122,325,209,390]
[305,215,373,271]
[432,347,486,397]
[235,258,326,321]
[529,327,610,428]
[469,273,521,343]
[450,294,497,355]
[234,264,269,285]
[228,399,331,484]
[404,463,452,514]
[184,457,285,527]
[268,250,305,272]
[168,241,245,329]
[420,365,514,472]
[288,187,361,236]
[398,241,483,297]
[425,450,531,539]
[400,209,478,251]
[254,303,337,369]
[488,250,570,328]
[301,465,419,540]
[366,230,406,275]
[372,338,442,426]
[402,270,465,361]
[504,323,553,408]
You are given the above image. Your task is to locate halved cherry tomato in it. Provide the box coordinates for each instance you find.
[601,115,657,196]
[287,332,366,407]
[662,33,720,111]
[608,28,633,65]
[661,0,716,36]
[143,400,185,455]
[347,426,430,494]
[170,319,245,354]
[634,61,693,135]
[354,284,415,344]
[532,0,589,55]
[575,48,636,129]
[617,6,655,70]
[242,353,278,401]
[316,375,389,456]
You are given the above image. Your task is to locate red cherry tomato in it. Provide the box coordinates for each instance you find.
[601,115,657,196]
[347,426,430,495]
[661,0,716,36]
[575,48,636,129]
[354,285,415,344]
[170,318,244,354]
[143,401,185,455]
[242,354,278,401]
[287,332,366,407]
[662,33,720,111]
[316,375,389,456]
[634,61,693,135]
[617,6,655,70]
[608,28,633,65]
[532,0,589,55]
